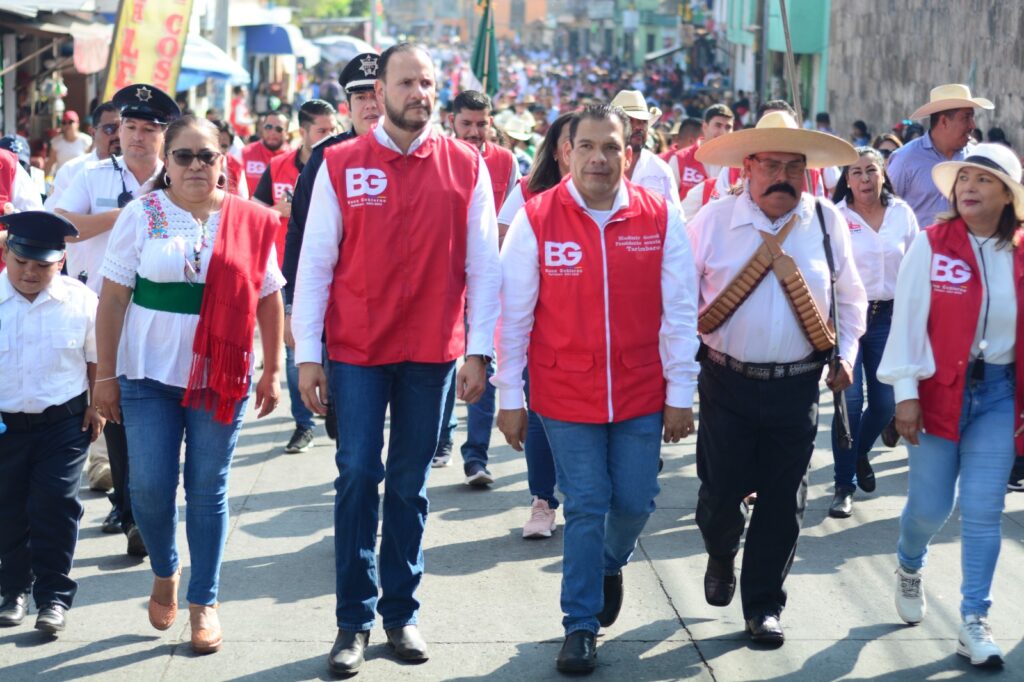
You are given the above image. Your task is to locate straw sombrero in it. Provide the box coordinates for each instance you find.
[694,111,857,169]
[503,118,534,142]
[610,90,662,126]
[909,84,994,120]
[932,143,1024,221]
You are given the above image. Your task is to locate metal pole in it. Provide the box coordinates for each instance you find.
[213,0,231,113]
[777,0,803,123]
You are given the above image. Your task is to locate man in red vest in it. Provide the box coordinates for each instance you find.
[432,89,520,484]
[668,103,734,199]
[292,43,500,676]
[241,111,289,195]
[252,99,338,455]
[495,104,700,674]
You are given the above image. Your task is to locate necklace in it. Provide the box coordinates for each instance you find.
[170,190,218,283]
[968,231,995,382]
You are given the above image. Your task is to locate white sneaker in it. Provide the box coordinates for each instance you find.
[431,451,452,468]
[894,566,926,624]
[522,497,557,539]
[957,614,1003,667]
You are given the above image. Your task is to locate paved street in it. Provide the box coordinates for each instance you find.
[2,385,1023,681]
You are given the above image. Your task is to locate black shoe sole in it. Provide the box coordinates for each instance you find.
[126,529,148,558]
[0,617,24,627]
[556,661,597,674]
[386,641,429,662]
[35,620,64,634]
[856,455,876,493]
[327,659,362,676]
[828,508,853,519]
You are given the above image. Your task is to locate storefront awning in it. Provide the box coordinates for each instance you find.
[645,45,686,62]
[244,23,321,63]
[178,34,250,91]
[0,13,112,74]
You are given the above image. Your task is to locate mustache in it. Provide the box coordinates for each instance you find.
[763,182,798,198]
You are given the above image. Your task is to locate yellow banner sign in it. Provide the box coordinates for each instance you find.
[102,0,195,101]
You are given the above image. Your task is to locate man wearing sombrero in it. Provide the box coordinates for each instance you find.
[609,90,680,209]
[889,84,994,227]
[688,111,867,644]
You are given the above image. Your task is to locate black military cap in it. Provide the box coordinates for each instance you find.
[1,211,79,263]
[340,53,380,93]
[112,83,181,125]
[0,135,29,171]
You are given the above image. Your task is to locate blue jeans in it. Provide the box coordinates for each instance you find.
[285,345,315,430]
[436,360,495,470]
[832,305,895,487]
[897,362,1016,618]
[524,371,557,508]
[119,377,248,605]
[541,412,662,634]
[329,360,455,631]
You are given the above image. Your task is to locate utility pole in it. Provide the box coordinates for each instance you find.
[214,0,231,113]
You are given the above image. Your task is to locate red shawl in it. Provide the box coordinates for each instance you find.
[182,194,278,423]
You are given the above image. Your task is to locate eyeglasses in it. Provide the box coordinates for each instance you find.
[263,124,285,133]
[170,149,222,167]
[878,148,893,159]
[99,123,120,136]
[61,121,74,126]
[749,155,807,177]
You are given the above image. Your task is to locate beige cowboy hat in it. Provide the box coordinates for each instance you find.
[610,90,662,126]
[932,143,1024,221]
[503,118,534,142]
[909,84,994,120]
[694,111,858,169]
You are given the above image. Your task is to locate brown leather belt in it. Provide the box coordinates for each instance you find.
[698,344,826,381]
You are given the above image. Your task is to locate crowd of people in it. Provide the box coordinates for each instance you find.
[1,40,1023,678]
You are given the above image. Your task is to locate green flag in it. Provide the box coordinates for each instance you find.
[471,0,499,97]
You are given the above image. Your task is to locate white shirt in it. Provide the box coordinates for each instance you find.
[51,133,93,171]
[836,198,919,301]
[292,124,502,365]
[630,149,681,209]
[0,273,97,413]
[878,230,1016,403]
[45,150,98,210]
[494,178,700,413]
[688,190,868,363]
[497,181,527,227]
[56,156,161,294]
[99,190,285,388]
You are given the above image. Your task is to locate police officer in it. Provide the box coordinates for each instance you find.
[0,212,104,634]
[54,83,180,557]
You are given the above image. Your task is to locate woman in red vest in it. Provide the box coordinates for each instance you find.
[879,143,1024,668]
[92,116,285,655]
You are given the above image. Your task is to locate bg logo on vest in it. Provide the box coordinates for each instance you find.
[345,168,388,207]
[930,254,971,295]
[544,241,583,277]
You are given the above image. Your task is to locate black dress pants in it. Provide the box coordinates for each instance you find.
[0,412,89,608]
[695,358,820,619]
[104,420,134,525]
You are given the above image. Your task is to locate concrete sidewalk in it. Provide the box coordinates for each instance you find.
[1,387,1022,681]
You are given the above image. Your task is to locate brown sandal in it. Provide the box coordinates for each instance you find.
[189,603,223,654]
[148,567,181,631]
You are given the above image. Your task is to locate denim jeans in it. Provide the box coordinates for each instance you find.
[832,305,895,487]
[120,378,248,605]
[897,362,1016,618]
[329,359,455,631]
[541,412,662,634]
[436,360,495,470]
[285,345,315,430]
[524,370,557,508]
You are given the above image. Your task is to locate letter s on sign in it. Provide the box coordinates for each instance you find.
[930,254,971,285]
[544,241,583,267]
[346,168,388,197]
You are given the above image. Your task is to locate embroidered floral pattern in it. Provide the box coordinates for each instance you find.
[141,193,169,239]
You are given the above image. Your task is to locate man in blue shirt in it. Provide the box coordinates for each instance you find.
[888,84,993,227]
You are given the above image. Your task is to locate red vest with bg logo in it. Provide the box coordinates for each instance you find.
[480,141,514,212]
[323,131,479,366]
[673,142,707,197]
[242,141,285,195]
[0,150,17,273]
[268,150,301,266]
[919,218,1024,452]
[525,177,668,424]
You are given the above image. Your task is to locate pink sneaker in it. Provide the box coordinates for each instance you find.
[523,497,557,539]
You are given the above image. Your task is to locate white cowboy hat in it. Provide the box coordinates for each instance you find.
[610,90,662,126]
[694,111,858,169]
[932,143,1024,221]
[909,84,994,120]
[503,118,534,142]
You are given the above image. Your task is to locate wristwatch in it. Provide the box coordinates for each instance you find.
[284,303,293,315]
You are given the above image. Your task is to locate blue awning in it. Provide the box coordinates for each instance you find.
[177,34,250,91]
[244,23,321,63]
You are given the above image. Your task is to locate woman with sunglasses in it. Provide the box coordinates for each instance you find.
[827,147,919,518]
[872,133,903,168]
[92,115,285,654]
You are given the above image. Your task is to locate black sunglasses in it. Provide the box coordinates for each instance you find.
[878,148,893,159]
[263,124,285,133]
[170,149,222,167]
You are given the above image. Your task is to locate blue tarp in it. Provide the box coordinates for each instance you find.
[178,34,250,91]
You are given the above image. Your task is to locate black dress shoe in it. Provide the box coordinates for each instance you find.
[596,573,623,628]
[125,522,148,558]
[856,453,876,493]
[385,625,429,661]
[328,629,369,675]
[880,417,900,448]
[745,612,784,646]
[35,604,66,634]
[556,630,597,674]
[102,507,123,534]
[0,592,30,626]
[828,486,855,518]
[704,555,736,607]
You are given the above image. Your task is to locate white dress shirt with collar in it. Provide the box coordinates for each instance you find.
[835,197,919,302]
[630,149,681,209]
[688,189,867,364]
[493,178,700,411]
[292,124,501,366]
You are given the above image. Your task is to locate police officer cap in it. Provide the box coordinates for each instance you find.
[112,83,181,125]
[0,136,30,171]
[1,211,79,263]
[340,53,380,93]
